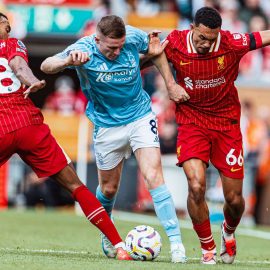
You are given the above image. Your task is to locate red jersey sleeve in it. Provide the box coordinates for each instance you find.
[227,31,263,57]
[164,30,178,63]
[7,38,28,64]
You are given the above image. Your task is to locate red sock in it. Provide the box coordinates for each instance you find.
[72,185,122,246]
[223,209,241,234]
[193,219,216,251]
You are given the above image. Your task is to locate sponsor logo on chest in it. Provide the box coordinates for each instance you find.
[184,76,226,90]
[96,68,135,83]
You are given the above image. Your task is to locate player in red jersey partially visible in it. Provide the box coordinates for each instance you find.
[145,6,270,265]
[0,12,131,260]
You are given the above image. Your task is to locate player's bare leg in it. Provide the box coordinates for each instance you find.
[96,160,125,258]
[52,164,131,260]
[135,147,186,263]
[220,173,245,264]
[183,159,216,264]
[97,160,124,200]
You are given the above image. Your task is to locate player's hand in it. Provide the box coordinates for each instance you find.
[66,50,90,66]
[148,30,168,57]
[167,83,190,103]
[23,80,46,99]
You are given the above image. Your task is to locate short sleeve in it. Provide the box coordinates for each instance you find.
[164,30,177,63]
[55,37,93,69]
[126,25,149,54]
[7,39,28,63]
[55,37,93,59]
[228,31,263,56]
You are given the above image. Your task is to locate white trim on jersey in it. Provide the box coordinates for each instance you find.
[209,32,221,53]
[187,31,221,54]
[187,31,197,53]
[187,31,192,53]
[214,32,221,52]
[58,144,71,164]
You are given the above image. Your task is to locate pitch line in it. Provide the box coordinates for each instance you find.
[114,211,270,240]
[0,247,270,265]
[0,247,89,255]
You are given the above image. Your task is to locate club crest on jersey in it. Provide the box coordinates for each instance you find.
[127,51,136,67]
[17,40,26,50]
[217,55,225,70]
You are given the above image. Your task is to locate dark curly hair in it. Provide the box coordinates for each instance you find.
[194,7,222,29]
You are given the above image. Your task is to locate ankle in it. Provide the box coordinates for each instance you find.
[222,222,234,240]
[114,242,126,250]
[169,236,182,246]
[202,247,216,255]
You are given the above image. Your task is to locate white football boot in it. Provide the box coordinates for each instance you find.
[220,222,236,264]
[101,233,117,258]
[201,251,217,265]
[170,242,187,263]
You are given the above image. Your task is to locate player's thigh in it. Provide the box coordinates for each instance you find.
[211,128,244,179]
[0,132,17,167]
[177,124,211,167]
[129,112,162,187]
[93,125,130,170]
[134,147,162,173]
[182,158,207,185]
[17,124,70,178]
[134,147,164,188]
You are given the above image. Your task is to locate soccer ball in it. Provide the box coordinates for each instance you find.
[125,225,162,261]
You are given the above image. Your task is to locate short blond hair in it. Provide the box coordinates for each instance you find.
[97,15,126,39]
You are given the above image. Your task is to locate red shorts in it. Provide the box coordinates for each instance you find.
[0,124,70,177]
[177,124,244,179]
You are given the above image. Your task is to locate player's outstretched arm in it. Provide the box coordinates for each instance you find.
[152,52,190,103]
[259,30,270,47]
[41,50,90,74]
[9,55,46,98]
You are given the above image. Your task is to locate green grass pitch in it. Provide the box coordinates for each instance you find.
[0,210,269,270]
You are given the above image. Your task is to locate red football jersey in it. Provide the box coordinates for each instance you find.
[165,30,262,131]
[0,38,43,135]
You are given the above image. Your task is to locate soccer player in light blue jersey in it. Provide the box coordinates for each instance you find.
[41,15,189,263]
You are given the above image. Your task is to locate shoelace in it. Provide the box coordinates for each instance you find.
[203,252,216,262]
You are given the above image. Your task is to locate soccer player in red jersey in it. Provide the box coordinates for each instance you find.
[146,6,270,264]
[0,12,131,260]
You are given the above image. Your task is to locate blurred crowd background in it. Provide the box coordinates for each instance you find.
[0,0,270,227]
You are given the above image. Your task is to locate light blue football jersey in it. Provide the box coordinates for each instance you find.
[56,25,152,127]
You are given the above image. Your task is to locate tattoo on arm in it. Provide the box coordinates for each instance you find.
[9,56,39,86]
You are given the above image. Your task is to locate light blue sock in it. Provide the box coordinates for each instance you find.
[96,185,116,217]
[150,184,182,245]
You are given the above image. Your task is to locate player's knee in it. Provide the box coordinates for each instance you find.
[52,165,83,193]
[144,168,163,187]
[225,191,244,208]
[189,183,206,203]
[101,184,118,199]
